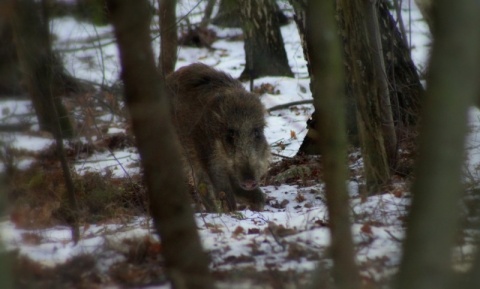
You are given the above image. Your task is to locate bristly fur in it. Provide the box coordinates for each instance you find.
[166,63,270,212]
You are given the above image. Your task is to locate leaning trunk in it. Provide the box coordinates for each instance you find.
[9,0,74,138]
[158,0,178,78]
[107,1,214,288]
[306,0,361,288]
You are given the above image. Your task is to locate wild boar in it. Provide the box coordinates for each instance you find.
[166,63,270,212]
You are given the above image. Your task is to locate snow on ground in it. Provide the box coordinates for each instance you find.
[1,1,477,288]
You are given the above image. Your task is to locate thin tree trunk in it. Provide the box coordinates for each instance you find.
[395,0,480,289]
[8,0,80,242]
[306,0,360,288]
[365,0,397,167]
[338,0,391,194]
[377,0,423,130]
[414,0,433,32]
[107,1,214,288]
[158,0,178,78]
[0,174,12,289]
[200,0,216,29]
[8,0,74,138]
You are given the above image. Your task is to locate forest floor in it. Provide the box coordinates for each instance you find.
[1,1,479,289]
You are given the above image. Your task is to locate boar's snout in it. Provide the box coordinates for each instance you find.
[240,179,258,191]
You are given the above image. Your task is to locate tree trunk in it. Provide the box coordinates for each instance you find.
[239,0,293,80]
[378,0,423,130]
[0,174,12,289]
[394,0,480,289]
[295,0,423,156]
[8,0,74,138]
[0,1,87,97]
[213,0,288,28]
[337,0,391,194]
[364,0,397,166]
[107,1,214,288]
[414,0,433,32]
[306,0,360,288]
[0,16,22,95]
[466,237,480,289]
[200,0,216,29]
[158,0,178,78]
[8,0,80,242]
[212,0,242,27]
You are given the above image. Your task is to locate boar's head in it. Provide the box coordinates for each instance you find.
[211,88,270,191]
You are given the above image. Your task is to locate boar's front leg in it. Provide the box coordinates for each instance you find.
[209,169,237,211]
[192,169,222,212]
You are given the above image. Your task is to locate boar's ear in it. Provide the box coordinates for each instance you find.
[210,94,226,123]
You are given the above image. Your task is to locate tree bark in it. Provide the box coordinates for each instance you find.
[394,0,480,289]
[8,0,74,138]
[107,1,214,288]
[414,0,434,32]
[306,0,360,288]
[295,0,422,156]
[213,0,288,28]
[364,0,397,166]
[0,15,22,95]
[158,0,178,78]
[239,0,293,80]
[212,0,242,27]
[377,0,423,130]
[0,171,12,289]
[8,0,80,242]
[337,0,391,194]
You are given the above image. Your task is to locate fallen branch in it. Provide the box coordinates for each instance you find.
[267,99,313,112]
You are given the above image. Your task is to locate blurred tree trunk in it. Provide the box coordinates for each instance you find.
[158,0,178,78]
[0,174,12,289]
[107,1,214,289]
[466,238,480,289]
[337,0,391,194]
[0,1,86,98]
[212,0,241,27]
[414,0,433,31]
[8,0,74,138]
[306,0,360,288]
[239,0,293,80]
[8,0,80,242]
[394,0,480,289]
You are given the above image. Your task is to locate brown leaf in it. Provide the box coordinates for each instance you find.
[247,228,260,234]
[232,226,245,238]
[361,223,373,235]
[290,130,297,139]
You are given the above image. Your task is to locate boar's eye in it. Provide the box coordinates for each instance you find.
[253,128,262,139]
[226,129,236,144]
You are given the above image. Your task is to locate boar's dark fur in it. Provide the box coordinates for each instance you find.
[166,63,270,212]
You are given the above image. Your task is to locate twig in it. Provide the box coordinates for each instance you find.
[385,229,403,243]
[0,123,32,132]
[267,99,313,112]
[271,152,294,159]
